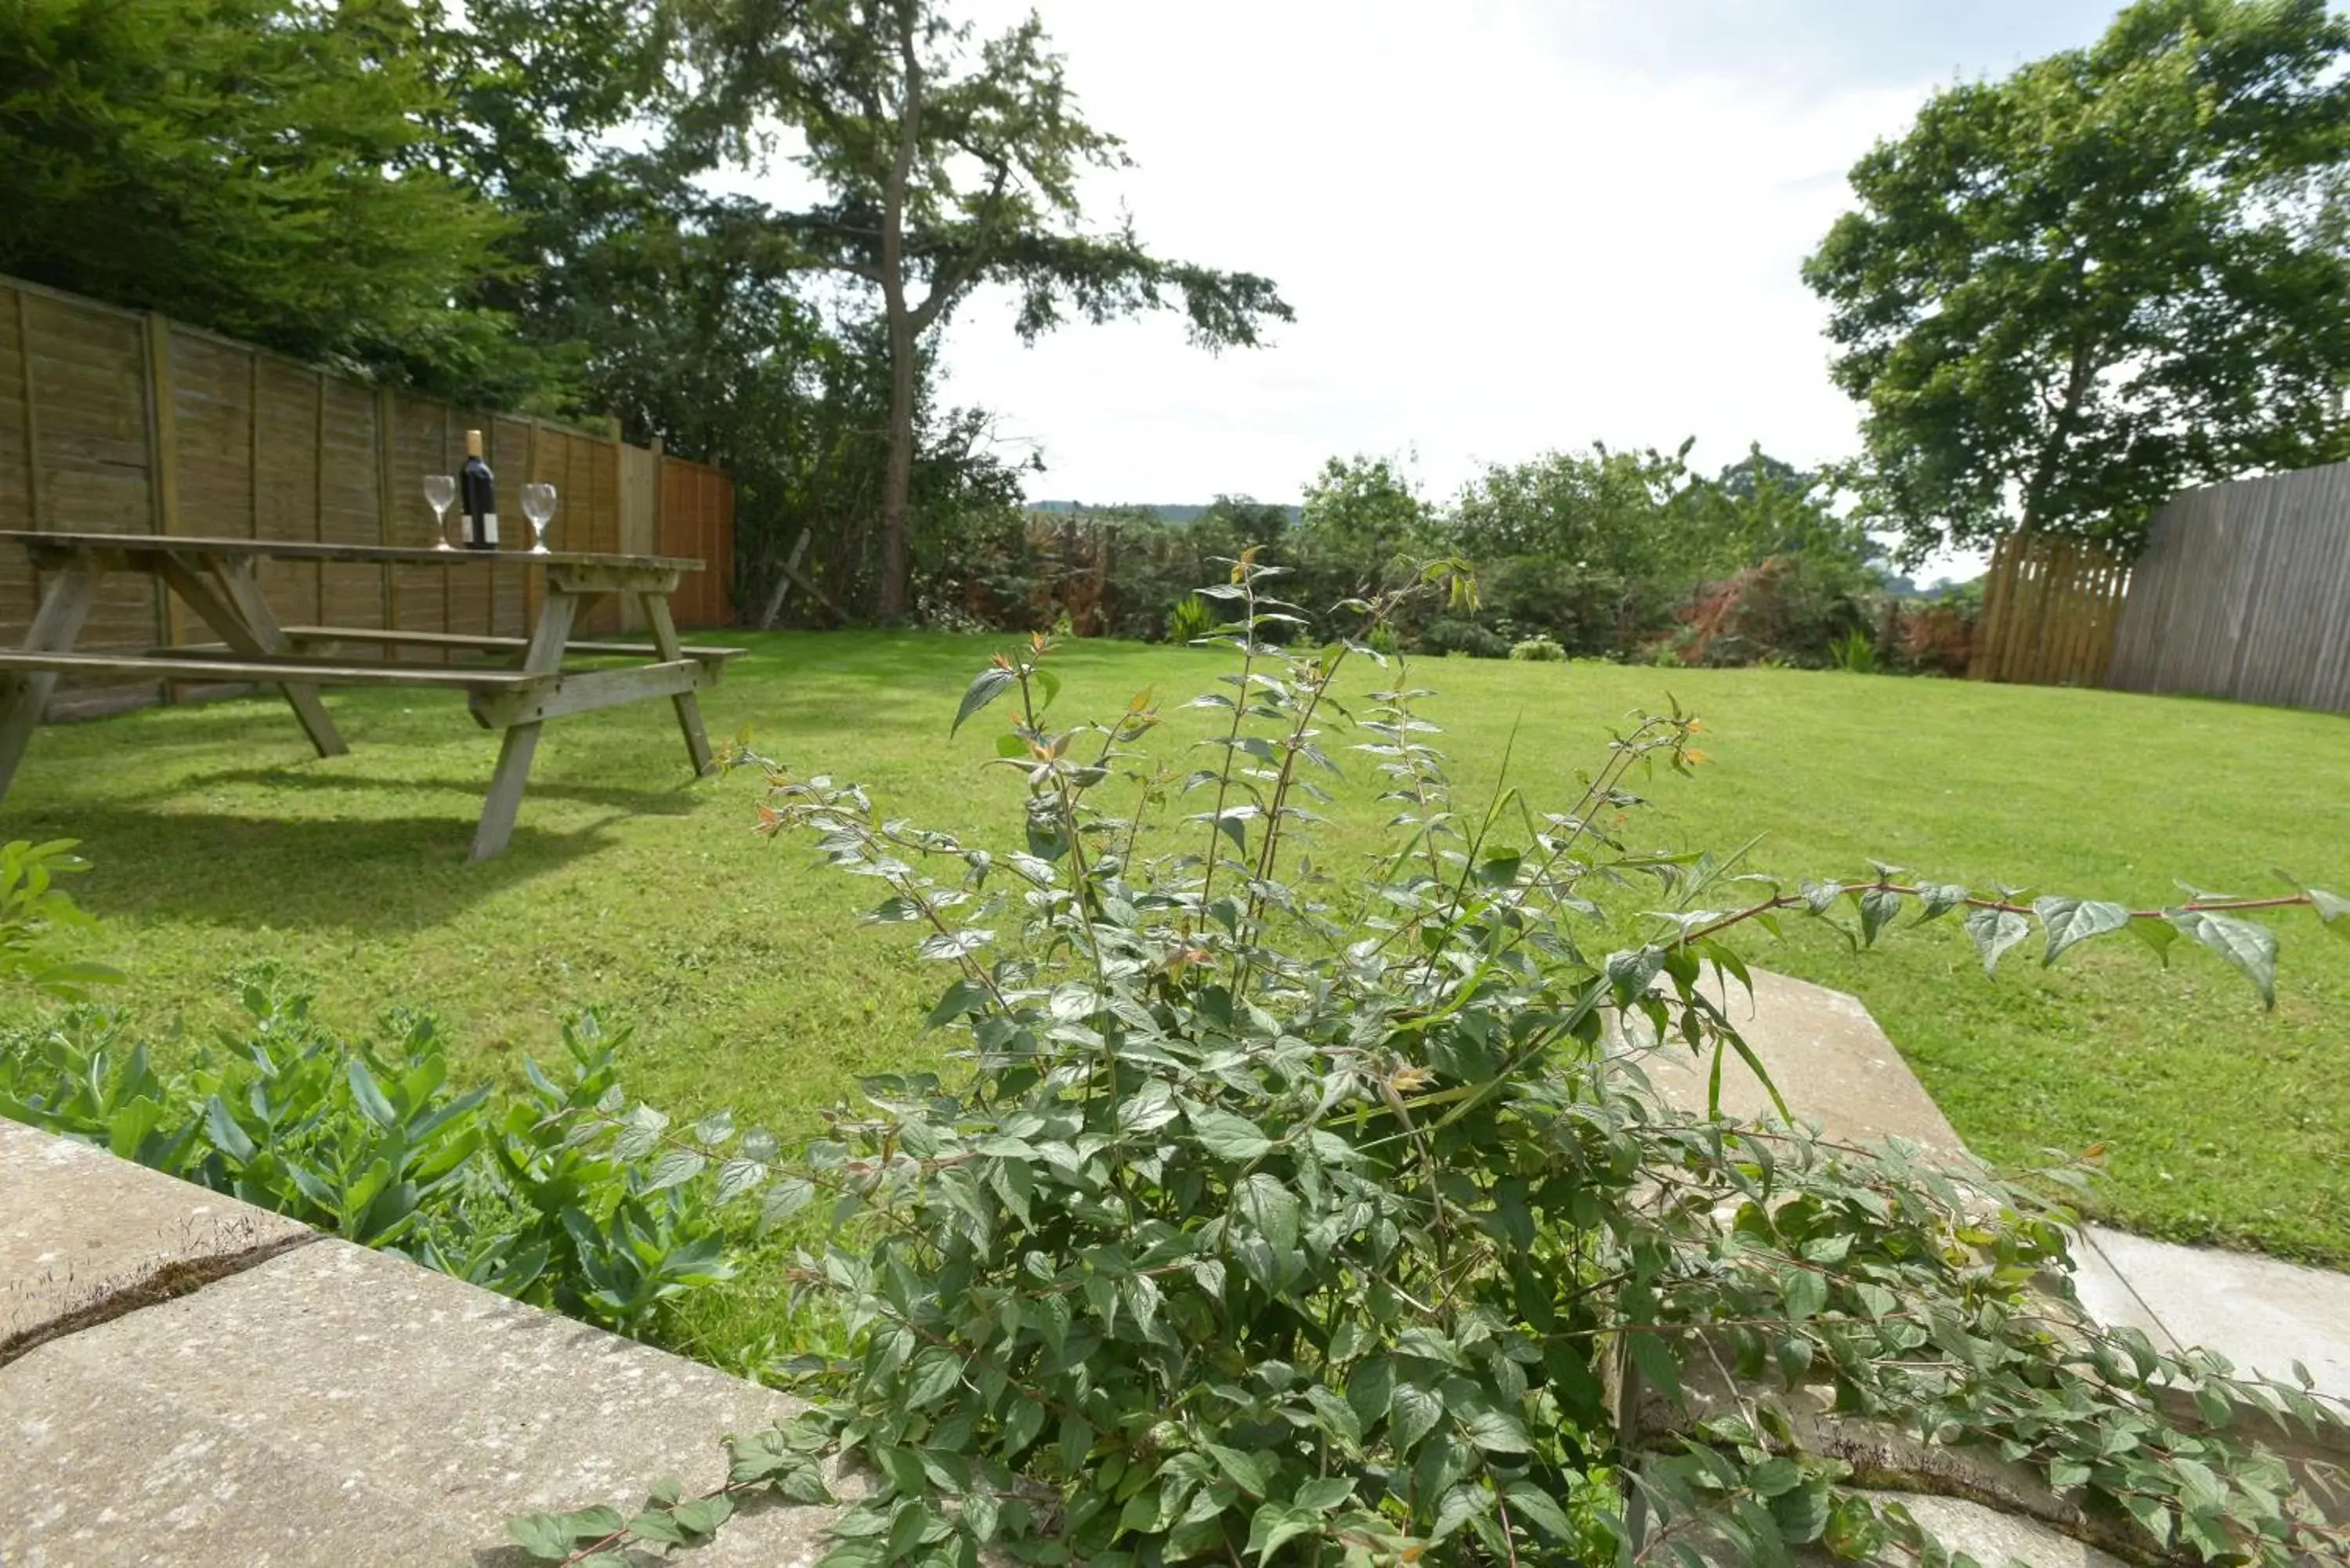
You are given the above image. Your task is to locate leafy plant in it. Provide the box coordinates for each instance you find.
[1421,614,1509,659]
[0,974,739,1340]
[536,559,2348,1568]
[0,838,120,999]
[1166,594,1217,645]
[1508,636,1567,663]
[1828,628,1882,674]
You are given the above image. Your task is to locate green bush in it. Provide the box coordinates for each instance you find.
[1165,594,1216,644]
[1421,614,1510,659]
[543,563,2348,1568]
[0,975,740,1339]
[0,838,120,999]
[1829,627,1883,674]
[1508,636,1567,663]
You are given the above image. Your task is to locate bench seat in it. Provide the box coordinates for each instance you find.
[278,626,743,663]
[0,649,536,692]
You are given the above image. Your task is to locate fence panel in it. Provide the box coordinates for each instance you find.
[1969,533,2133,688]
[2106,463,2350,714]
[0,271,736,721]
[657,454,735,630]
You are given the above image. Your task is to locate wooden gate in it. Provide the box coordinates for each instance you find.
[1969,532,2133,687]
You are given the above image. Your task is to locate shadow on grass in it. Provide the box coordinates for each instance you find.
[8,806,634,935]
[167,765,700,816]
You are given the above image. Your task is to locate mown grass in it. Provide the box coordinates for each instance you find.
[3,631,2346,1273]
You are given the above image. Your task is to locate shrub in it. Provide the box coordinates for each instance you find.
[0,975,739,1341]
[542,562,2348,1568]
[1675,556,1874,668]
[1508,635,1567,662]
[1421,614,1510,659]
[0,838,119,999]
[1889,599,1976,676]
[1828,627,1882,673]
[1166,593,1216,645]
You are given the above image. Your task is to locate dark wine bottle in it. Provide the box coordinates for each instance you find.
[460,428,499,551]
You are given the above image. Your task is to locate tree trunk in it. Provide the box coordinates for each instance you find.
[871,0,924,626]
[876,304,917,623]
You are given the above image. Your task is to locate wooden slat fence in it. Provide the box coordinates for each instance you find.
[1969,532,2133,688]
[2106,462,2350,714]
[0,273,735,714]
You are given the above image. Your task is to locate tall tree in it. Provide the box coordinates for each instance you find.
[687,0,1293,621]
[1804,0,2350,560]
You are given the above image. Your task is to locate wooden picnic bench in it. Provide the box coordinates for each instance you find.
[0,532,742,858]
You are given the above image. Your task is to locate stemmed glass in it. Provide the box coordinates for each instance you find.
[521,482,557,555]
[423,474,457,551]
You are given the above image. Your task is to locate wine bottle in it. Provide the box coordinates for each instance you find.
[460,429,500,551]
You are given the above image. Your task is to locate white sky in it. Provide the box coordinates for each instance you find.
[739,0,2125,524]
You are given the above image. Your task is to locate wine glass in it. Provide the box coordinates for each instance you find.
[423,474,457,551]
[521,482,557,555]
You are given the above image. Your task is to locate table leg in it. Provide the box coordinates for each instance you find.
[157,555,348,758]
[0,564,104,799]
[638,593,714,775]
[471,591,577,861]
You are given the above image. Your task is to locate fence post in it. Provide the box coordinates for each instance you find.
[11,289,38,533]
[143,312,183,656]
[376,386,398,634]
[650,435,664,558]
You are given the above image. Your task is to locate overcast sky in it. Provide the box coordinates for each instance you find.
[765,1,2128,510]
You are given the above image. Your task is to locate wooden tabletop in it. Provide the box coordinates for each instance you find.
[0,531,706,573]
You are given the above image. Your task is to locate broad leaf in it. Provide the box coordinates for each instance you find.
[1184,1101,1274,1161]
[1390,1382,1444,1450]
[2167,909,2280,1007]
[1963,906,2030,975]
[1503,1481,1574,1540]
[1235,1172,1300,1252]
[1246,1501,1318,1563]
[951,666,1016,735]
[2034,896,2132,966]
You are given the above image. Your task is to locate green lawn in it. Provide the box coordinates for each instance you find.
[4,632,2347,1266]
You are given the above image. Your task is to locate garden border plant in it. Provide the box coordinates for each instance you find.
[0,966,747,1351]
[513,556,2348,1568]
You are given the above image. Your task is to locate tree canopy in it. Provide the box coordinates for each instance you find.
[0,0,533,398]
[683,0,1292,620]
[1805,0,2350,560]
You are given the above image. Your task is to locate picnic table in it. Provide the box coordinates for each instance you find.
[0,532,742,858]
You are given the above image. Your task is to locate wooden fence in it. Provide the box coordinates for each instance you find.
[2106,462,2350,714]
[1968,532,2133,688]
[0,273,734,713]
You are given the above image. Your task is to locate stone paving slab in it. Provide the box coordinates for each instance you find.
[0,1117,311,1353]
[1631,971,2350,1418]
[2085,1223,2350,1404]
[2056,1230,2182,1354]
[1635,966,1967,1152]
[2,1232,832,1567]
[1857,1494,2131,1568]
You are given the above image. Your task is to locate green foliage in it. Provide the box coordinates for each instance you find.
[1441,444,1884,666]
[1421,615,1511,659]
[1507,637,1567,663]
[1165,595,1216,645]
[1828,629,1882,674]
[0,976,739,1339]
[1806,0,2350,558]
[0,0,541,402]
[1672,556,1879,670]
[546,565,2348,1567]
[1290,456,1440,616]
[682,0,1292,619]
[0,839,118,1000]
